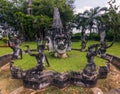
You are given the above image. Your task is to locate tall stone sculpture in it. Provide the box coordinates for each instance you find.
[25,40,50,71]
[8,35,22,60]
[82,44,99,85]
[80,31,87,52]
[46,7,71,58]
[27,0,32,15]
[98,22,114,57]
[99,23,106,43]
[99,40,114,58]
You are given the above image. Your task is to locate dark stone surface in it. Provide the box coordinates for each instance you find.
[103,54,120,70]
[0,54,12,67]
[52,72,70,88]
[23,71,55,89]
[98,66,109,79]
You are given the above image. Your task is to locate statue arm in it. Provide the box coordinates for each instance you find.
[45,55,50,67]
[8,40,14,50]
[107,41,114,48]
[25,45,36,56]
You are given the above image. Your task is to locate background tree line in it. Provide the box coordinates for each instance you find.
[0,0,120,41]
[0,0,74,41]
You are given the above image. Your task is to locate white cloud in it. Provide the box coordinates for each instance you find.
[74,0,120,14]
[74,6,92,14]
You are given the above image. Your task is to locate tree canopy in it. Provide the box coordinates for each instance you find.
[0,0,75,40]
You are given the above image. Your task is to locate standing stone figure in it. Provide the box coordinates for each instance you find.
[81,32,87,51]
[99,24,106,42]
[46,7,70,58]
[98,40,114,57]
[8,35,22,60]
[45,30,55,53]
[27,0,32,15]
[25,43,50,71]
[82,44,99,83]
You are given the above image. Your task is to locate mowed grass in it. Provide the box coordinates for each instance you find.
[14,54,37,70]
[13,41,107,72]
[107,42,120,57]
[1,40,119,72]
[0,47,12,56]
[0,40,5,44]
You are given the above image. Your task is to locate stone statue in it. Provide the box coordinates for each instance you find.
[99,23,106,42]
[81,32,87,51]
[25,43,50,71]
[82,44,99,82]
[98,40,114,57]
[45,30,55,53]
[45,7,70,58]
[52,7,63,30]
[27,0,32,15]
[8,35,22,60]
[53,34,68,58]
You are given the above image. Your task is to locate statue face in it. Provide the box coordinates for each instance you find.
[54,35,68,54]
[37,45,45,53]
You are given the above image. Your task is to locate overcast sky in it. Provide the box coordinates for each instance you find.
[74,0,120,14]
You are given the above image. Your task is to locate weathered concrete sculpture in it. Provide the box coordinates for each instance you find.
[45,30,55,53]
[82,44,99,86]
[99,23,106,43]
[98,22,114,58]
[53,34,68,58]
[8,35,22,60]
[27,0,32,15]
[80,31,87,51]
[98,40,114,58]
[45,7,70,58]
[25,42,50,71]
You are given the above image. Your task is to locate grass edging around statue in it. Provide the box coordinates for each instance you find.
[13,50,106,72]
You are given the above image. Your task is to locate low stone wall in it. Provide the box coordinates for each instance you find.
[0,54,12,67]
[103,54,120,70]
[10,61,110,89]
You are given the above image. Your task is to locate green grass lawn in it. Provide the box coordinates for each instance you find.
[14,50,106,72]
[13,40,107,72]
[0,40,5,44]
[0,47,12,56]
[107,42,120,57]
[1,40,120,94]
[1,40,120,71]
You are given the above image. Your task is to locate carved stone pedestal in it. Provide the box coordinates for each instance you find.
[81,63,98,87]
[98,66,109,79]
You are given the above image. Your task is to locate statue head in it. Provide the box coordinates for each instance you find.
[37,45,45,53]
[53,34,68,54]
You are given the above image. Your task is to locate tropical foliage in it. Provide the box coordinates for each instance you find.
[0,0,75,41]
